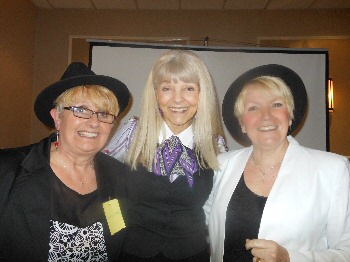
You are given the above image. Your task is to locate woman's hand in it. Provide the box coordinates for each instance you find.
[245,239,290,262]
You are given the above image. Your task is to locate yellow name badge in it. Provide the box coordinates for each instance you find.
[103,199,125,235]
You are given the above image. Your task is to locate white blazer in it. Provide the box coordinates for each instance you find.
[204,137,350,262]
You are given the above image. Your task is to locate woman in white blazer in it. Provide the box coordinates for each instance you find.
[204,64,350,262]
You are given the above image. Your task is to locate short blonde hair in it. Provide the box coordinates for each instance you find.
[234,76,294,121]
[54,85,119,115]
[126,49,225,171]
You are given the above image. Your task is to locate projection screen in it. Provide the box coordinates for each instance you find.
[89,41,329,151]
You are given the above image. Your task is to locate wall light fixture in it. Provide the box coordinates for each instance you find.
[328,78,334,112]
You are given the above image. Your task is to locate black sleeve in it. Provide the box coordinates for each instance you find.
[0,146,31,218]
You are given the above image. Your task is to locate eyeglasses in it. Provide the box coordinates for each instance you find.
[63,106,116,124]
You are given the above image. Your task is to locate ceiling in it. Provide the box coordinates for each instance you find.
[30,0,350,10]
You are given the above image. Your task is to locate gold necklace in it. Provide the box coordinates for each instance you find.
[251,154,281,181]
[55,150,68,169]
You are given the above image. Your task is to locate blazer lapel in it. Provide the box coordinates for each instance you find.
[20,137,53,261]
[23,174,52,261]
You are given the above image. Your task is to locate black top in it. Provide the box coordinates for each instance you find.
[224,174,267,262]
[51,173,100,227]
[123,165,213,260]
[49,174,109,261]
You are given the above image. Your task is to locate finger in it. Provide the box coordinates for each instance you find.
[246,239,273,249]
[246,239,262,249]
[245,239,252,250]
[251,248,263,261]
[255,257,261,262]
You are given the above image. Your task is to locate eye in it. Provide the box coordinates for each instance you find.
[159,84,171,92]
[98,112,109,119]
[185,86,195,91]
[272,102,283,108]
[75,107,86,113]
[247,105,258,111]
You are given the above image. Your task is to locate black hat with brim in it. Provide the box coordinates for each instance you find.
[34,62,130,128]
[222,64,308,146]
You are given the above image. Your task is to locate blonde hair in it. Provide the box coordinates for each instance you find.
[126,50,225,171]
[54,85,119,115]
[234,76,295,121]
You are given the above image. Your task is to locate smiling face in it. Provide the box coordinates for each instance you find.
[51,100,114,156]
[156,78,199,134]
[50,85,119,157]
[240,83,291,150]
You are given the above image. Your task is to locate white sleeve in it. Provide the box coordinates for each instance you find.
[204,138,228,224]
[103,117,138,163]
[203,154,228,225]
[204,137,226,224]
[289,157,350,261]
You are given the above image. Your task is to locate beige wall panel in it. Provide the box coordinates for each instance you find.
[0,0,36,148]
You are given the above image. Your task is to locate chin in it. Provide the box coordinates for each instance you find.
[254,136,283,147]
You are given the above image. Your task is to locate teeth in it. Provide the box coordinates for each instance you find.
[258,125,277,131]
[79,131,97,138]
[170,107,187,112]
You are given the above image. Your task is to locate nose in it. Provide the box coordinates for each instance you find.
[261,107,272,119]
[87,113,100,126]
[173,89,185,103]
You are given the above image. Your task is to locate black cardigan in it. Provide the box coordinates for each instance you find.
[0,134,128,262]
[123,165,213,260]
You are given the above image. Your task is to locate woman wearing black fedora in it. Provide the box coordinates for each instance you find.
[204,64,350,262]
[0,62,130,261]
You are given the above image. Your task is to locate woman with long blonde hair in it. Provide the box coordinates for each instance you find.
[105,49,227,261]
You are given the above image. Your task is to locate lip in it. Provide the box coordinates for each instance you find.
[78,131,98,138]
[257,125,277,132]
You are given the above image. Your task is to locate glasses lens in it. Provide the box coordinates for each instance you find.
[97,112,115,124]
[73,107,92,119]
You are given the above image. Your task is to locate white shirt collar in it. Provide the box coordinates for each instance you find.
[159,122,195,149]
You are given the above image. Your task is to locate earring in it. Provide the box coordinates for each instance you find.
[159,108,163,116]
[55,131,59,151]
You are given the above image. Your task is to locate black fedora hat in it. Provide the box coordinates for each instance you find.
[34,62,130,128]
[222,64,308,145]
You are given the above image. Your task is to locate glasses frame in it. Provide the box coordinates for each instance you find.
[63,106,116,124]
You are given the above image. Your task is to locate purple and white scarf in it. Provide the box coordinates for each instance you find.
[153,135,199,188]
